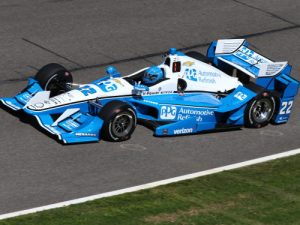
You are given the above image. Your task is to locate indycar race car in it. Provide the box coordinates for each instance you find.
[1,39,299,144]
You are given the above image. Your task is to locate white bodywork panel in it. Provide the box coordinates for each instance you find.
[215,39,245,54]
[258,62,288,77]
[24,91,50,108]
[215,39,287,78]
[52,108,80,126]
[162,56,241,93]
[27,79,134,110]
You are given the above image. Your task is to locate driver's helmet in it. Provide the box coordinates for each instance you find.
[143,66,164,84]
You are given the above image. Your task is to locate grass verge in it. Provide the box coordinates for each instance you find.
[1,154,300,225]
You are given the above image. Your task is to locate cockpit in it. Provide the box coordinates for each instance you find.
[124,67,168,87]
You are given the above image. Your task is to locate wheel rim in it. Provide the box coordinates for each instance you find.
[252,98,273,123]
[111,113,133,138]
[45,73,69,95]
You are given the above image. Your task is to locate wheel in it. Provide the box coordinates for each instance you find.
[35,63,73,96]
[244,92,275,128]
[98,100,137,142]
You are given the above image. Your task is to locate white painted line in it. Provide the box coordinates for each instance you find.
[1,148,299,220]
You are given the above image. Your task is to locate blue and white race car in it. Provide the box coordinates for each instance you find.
[1,39,299,144]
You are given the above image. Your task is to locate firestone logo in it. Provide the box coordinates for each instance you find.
[160,106,177,119]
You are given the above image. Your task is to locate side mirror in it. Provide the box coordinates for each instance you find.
[105,66,121,78]
[177,78,187,94]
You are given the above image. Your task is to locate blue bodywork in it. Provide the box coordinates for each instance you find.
[1,40,299,144]
[207,40,299,124]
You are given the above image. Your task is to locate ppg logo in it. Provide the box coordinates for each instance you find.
[160,106,177,119]
[234,91,247,101]
[99,81,118,92]
[185,68,197,82]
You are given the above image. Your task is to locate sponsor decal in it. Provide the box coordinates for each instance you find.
[185,68,218,83]
[177,114,204,121]
[79,85,97,96]
[216,39,245,54]
[174,127,193,135]
[160,106,177,119]
[160,106,214,121]
[265,63,285,76]
[279,101,293,115]
[20,93,31,102]
[142,90,174,95]
[160,105,214,121]
[75,133,97,137]
[278,116,287,121]
[142,99,159,105]
[198,77,216,84]
[178,108,214,116]
[199,71,221,78]
[34,103,44,108]
[177,108,213,121]
[62,120,80,130]
[233,46,270,65]
[234,91,247,101]
[183,61,195,67]
[67,93,74,98]
[112,79,124,87]
[53,97,62,104]
[49,98,60,105]
[98,81,118,92]
[185,68,197,81]
[259,62,287,77]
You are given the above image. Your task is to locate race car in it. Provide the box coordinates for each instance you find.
[1,39,299,144]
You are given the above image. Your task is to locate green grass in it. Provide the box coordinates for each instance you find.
[1,154,300,225]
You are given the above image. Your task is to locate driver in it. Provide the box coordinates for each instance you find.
[143,66,164,85]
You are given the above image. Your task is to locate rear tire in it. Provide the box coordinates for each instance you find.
[244,92,275,128]
[98,100,137,142]
[35,63,73,96]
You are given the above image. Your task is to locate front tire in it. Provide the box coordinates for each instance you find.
[35,63,73,97]
[244,93,275,128]
[98,101,137,142]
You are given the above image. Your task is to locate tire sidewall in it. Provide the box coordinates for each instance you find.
[245,93,275,128]
[35,63,72,96]
[107,108,136,141]
[99,101,137,142]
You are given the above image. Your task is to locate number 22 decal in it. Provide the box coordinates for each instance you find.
[78,85,96,96]
[279,101,293,115]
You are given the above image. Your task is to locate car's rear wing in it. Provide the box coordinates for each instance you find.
[207,39,292,78]
[207,39,299,124]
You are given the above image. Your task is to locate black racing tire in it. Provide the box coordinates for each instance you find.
[98,100,137,142]
[35,63,73,96]
[244,92,275,128]
[270,92,282,125]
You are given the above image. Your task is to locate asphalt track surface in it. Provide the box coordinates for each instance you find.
[0,0,299,215]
